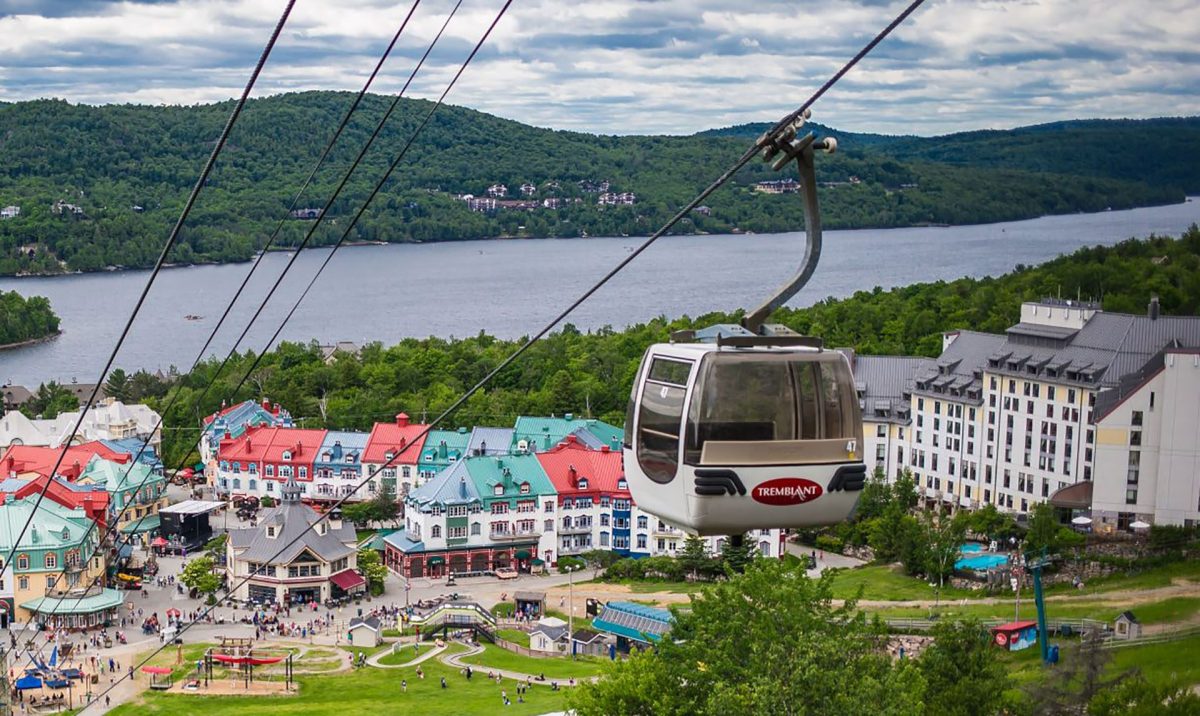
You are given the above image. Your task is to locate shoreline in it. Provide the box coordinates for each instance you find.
[1,197,1192,280]
[0,330,62,352]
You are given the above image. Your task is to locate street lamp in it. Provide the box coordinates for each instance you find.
[566,565,580,660]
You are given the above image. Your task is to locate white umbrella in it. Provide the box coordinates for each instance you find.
[1130,520,1151,529]
[1071,516,1093,525]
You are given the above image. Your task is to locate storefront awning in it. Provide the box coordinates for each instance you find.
[427,556,445,565]
[120,514,161,534]
[330,569,366,591]
[515,549,531,560]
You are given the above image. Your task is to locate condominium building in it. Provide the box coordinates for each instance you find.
[857,298,1200,528]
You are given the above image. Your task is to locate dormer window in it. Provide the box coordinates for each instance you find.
[62,527,70,540]
[16,554,29,570]
[576,478,588,490]
[494,485,504,496]
[282,450,292,461]
[520,482,531,494]
[267,526,276,538]
[617,479,627,490]
[385,451,396,461]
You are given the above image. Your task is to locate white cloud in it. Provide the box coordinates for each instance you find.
[0,0,1197,135]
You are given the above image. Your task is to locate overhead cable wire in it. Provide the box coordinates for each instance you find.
[6,0,427,658]
[75,0,924,708]
[0,0,299,618]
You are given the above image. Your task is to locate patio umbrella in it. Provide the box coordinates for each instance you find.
[1071,516,1093,525]
[166,608,182,617]
[1130,520,1151,529]
[151,537,169,547]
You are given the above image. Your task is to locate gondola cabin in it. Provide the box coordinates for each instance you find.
[623,339,866,535]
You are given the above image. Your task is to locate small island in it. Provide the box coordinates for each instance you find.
[0,290,61,349]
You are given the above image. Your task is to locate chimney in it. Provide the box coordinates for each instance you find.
[565,413,574,421]
[480,440,487,454]
[396,413,410,428]
[329,508,343,531]
[568,464,577,487]
[273,402,281,415]
[245,436,252,452]
[601,445,611,453]
[439,441,448,459]
[262,398,271,411]
[566,434,578,445]
[1148,294,1160,320]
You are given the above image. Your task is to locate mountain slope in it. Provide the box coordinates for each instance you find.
[0,93,1189,275]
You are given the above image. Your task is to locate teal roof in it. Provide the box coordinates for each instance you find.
[511,416,623,453]
[78,456,162,493]
[592,601,673,643]
[0,497,94,553]
[464,453,555,501]
[22,587,124,615]
[419,428,472,469]
[120,514,161,534]
[408,460,481,509]
[382,528,426,554]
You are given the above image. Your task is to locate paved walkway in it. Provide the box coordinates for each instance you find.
[439,642,593,686]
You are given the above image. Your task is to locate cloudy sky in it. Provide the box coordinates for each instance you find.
[1,0,1197,136]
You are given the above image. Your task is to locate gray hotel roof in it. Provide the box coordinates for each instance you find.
[853,355,936,423]
[228,480,356,565]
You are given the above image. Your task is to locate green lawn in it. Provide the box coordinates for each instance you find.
[459,643,607,680]
[828,564,976,601]
[376,643,430,666]
[868,596,1200,626]
[497,629,530,647]
[111,644,567,715]
[355,529,376,544]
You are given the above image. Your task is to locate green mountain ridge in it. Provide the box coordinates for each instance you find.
[0,93,1193,276]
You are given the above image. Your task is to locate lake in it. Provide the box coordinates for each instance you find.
[2,198,1198,386]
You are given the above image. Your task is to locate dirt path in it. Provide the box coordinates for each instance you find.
[366,643,446,669]
[439,642,592,686]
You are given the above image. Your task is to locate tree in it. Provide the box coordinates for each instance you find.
[20,381,79,419]
[579,549,622,577]
[678,536,711,581]
[719,533,756,575]
[569,561,926,716]
[1025,503,1061,555]
[104,368,132,402]
[259,496,275,508]
[357,548,388,597]
[891,469,919,510]
[1089,674,1200,716]
[855,468,893,521]
[365,490,400,525]
[924,512,968,603]
[180,556,221,600]
[969,504,1016,541]
[1026,629,1120,714]
[918,619,1012,716]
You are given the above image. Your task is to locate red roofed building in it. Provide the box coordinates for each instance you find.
[214,425,327,501]
[0,442,130,481]
[363,413,430,497]
[0,475,110,528]
[535,436,646,559]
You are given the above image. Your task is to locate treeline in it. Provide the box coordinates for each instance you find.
[146,226,1200,465]
[0,94,1191,275]
[0,290,59,346]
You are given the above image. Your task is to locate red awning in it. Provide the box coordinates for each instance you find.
[211,654,284,666]
[141,666,172,675]
[150,537,169,547]
[330,569,366,591]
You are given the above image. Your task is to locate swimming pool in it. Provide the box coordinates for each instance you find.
[955,544,1008,571]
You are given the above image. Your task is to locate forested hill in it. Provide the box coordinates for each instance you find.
[0,93,1192,276]
[150,226,1200,464]
[0,291,60,347]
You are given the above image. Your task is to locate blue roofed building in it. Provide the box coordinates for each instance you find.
[466,427,514,457]
[592,601,673,652]
[99,438,163,475]
[313,431,369,503]
[199,399,292,464]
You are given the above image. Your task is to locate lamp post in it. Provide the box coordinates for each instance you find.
[566,565,579,660]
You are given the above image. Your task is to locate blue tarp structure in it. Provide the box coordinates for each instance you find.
[62,668,84,680]
[45,677,70,689]
[49,645,58,666]
[15,675,42,690]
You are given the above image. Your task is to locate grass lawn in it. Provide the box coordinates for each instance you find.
[376,643,430,666]
[868,596,1200,626]
[459,643,607,680]
[497,629,530,647]
[111,644,568,715]
[354,529,376,544]
[828,564,975,601]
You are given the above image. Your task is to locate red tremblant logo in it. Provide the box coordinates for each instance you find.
[751,478,823,506]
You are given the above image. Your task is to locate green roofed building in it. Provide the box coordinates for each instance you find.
[511,415,623,454]
[386,453,558,579]
[417,427,472,481]
[76,456,168,540]
[0,496,115,627]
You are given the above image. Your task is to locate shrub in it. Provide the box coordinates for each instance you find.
[815,534,844,553]
[557,556,586,574]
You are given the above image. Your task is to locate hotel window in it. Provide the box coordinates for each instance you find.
[18,576,28,590]
[544,502,554,512]
[17,554,29,570]
[266,481,274,493]
[545,520,553,531]
[265,465,274,477]
[448,527,466,539]
[299,467,308,478]
[1131,410,1143,427]
[491,503,508,514]
[44,553,57,569]
[876,425,886,437]
[248,463,257,474]
[431,526,441,538]
[471,523,481,536]
[637,515,648,529]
